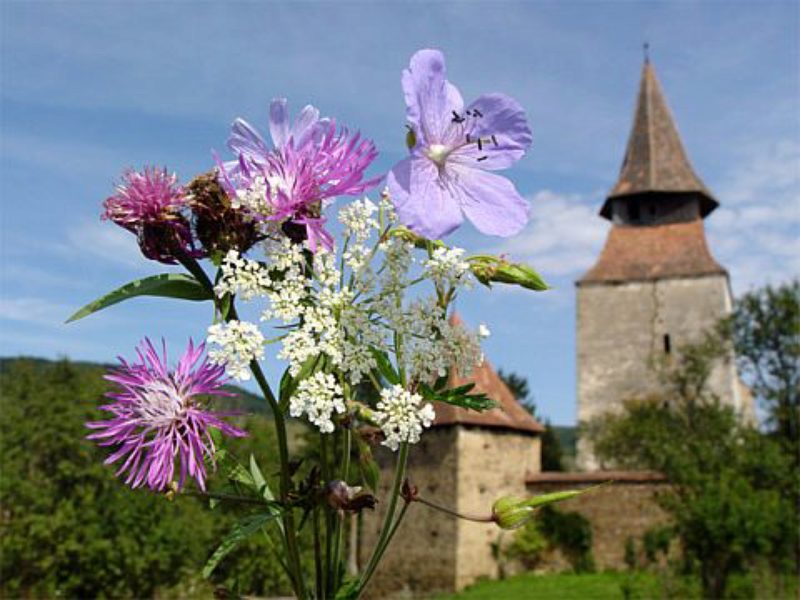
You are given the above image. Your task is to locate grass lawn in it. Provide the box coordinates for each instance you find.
[433,572,659,600]
[433,571,799,600]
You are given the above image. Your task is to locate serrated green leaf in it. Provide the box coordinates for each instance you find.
[203,512,278,578]
[66,273,212,323]
[419,382,496,412]
[439,394,496,412]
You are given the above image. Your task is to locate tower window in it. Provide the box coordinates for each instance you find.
[663,334,672,354]
[629,201,641,222]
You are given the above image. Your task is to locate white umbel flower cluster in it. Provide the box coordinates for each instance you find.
[423,246,472,289]
[374,384,436,451]
[290,372,345,433]
[214,250,271,301]
[206,320,265,381]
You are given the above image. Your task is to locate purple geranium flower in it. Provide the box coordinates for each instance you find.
[216,99,381,251]
[387,49,533,239]
[86,338,246,492]
[102,167,203,264]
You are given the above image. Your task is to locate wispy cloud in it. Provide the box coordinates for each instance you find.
[490,190,609,278]
[708,138,800,292]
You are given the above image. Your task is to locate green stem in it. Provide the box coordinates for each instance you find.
[176,255,307,595]
[320,433,333,597]
[313,506,323,600]
[251,360,306,598]
[356,442,409,594]
[415,496,494,523]
[330,426,352,593]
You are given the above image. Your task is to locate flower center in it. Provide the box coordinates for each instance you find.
[138,380,186,426]
[426,144,451,166]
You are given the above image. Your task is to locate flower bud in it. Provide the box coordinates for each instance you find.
[468,256,549,291]
[325,480,377,513]
[187,172,262,262]
[492,489,587,530]
[491,495,535,530]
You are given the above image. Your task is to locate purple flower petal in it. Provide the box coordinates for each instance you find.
[388,156,463,239]
[452,166,529,236]
[227,118,269,162]
[402,49,464,145]
[269,98,290,149]
[290,105,321,148]
[449,94,532,170]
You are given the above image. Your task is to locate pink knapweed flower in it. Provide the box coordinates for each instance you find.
[86,339,246,492]
[102,167,202,263]
[217,99,381,251]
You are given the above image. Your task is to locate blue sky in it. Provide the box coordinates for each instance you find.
[1,1,798,425]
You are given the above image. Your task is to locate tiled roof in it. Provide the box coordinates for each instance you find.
[578,220,727,284]
[432,315,544,435]
[600,60,717,219]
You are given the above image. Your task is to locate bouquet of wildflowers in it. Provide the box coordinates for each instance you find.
[70,49,586,598]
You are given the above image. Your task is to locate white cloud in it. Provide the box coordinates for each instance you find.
[489,189,609,278]
[65,220,161,272]
[0,297,72,326]
[708,138,800,293]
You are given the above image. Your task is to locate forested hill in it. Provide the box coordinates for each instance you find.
[0,356,270,415]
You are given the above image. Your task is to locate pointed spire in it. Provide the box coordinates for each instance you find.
[601,59,718,219]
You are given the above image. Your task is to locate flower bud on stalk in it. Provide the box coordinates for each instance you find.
[492,488,595,530]
[325,480,377,513]
[468,255,549,291]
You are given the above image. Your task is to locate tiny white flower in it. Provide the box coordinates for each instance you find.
[290,372,345,433]
[374,384,436,451]
[206,320,265,381]
[478,323,491,339]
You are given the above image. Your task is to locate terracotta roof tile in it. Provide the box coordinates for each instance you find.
[578,220,726,284]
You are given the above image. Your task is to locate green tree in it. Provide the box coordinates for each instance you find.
[0,358,300,598]
[729,280,799,458]
[498,370,564,471]
[728,279,800,572]
[591,329,794,598]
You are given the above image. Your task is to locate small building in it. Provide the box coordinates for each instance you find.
[361,347,544,597]
[575,58,752,469]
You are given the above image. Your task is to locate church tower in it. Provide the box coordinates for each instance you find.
[575,58,747,470]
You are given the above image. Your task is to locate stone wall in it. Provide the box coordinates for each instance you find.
[527,471,670,571]
[576,273,743,469]
[360,427,460,598]
[454,427,540,590]
[360,425,540,597]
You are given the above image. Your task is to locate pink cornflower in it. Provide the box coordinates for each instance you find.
[86,338,246,492]
[217,99,381,251]
[102,167,202,263]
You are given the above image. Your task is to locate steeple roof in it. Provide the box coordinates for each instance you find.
[600,60,718,219]
[432,314,544,435]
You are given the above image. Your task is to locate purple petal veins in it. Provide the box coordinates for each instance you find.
[389,49,533,239]
[86,338,246,492]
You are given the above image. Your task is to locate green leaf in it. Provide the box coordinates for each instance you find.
[419,382,497,412]
[369,348,400,385]
[66,273,212,323]
[355,437,380,492]
[335,578,360,600]
[203,512,278,578]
